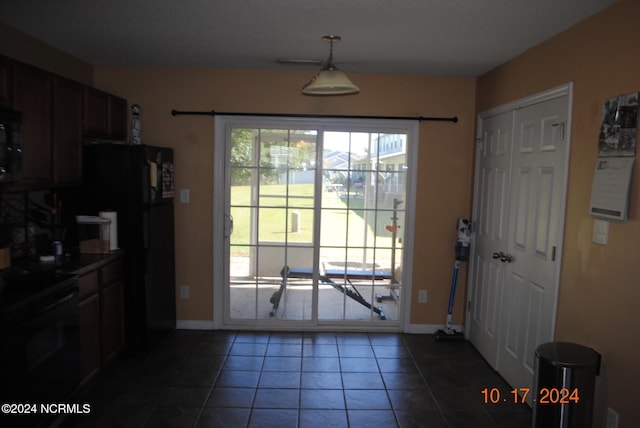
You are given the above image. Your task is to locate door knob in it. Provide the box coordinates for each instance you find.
[492,251,512,262]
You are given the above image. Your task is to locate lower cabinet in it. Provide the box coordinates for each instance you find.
[77,258,124,386]
[78,293,100,383]
[100,277,124,365]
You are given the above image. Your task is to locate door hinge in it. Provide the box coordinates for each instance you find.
[467,300,472,312]
[551,246,556,261]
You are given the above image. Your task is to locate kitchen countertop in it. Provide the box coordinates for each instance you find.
[0,250,124,277]
[59,250,125,276]
[0,251,125,311]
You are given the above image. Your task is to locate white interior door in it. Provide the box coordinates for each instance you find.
[468,110,513,367]
[498,93,570,392]
[468,85,571,400]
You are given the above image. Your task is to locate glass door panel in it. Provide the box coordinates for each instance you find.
[318,132,406,322]
[229,128,317,321]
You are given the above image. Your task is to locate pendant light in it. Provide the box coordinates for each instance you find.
[302,35,360,96]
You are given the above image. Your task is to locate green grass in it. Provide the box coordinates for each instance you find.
[229,183,403,259]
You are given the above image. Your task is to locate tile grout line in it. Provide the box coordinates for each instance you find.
[190,333,238,428]
[401,334,451,426]
[368,334,402,428]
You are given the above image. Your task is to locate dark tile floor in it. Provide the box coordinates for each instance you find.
[65,330,532,428]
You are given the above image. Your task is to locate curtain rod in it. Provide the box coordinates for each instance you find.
[170,109,458,123]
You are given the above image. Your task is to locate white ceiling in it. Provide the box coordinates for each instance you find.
[0,0,618,77]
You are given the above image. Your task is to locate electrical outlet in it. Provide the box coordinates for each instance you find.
[606,408,619,428]
[180,285,190,299]
[418,289,427,303]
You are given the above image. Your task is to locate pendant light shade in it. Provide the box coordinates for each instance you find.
[302,35,360,96]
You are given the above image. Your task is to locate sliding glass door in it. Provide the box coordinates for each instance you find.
[215,116,417,329]
[227,127,318,321]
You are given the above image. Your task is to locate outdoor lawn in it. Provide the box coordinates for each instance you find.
[229,183,403,266]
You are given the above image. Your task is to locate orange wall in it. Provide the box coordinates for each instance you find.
[92,67,477,325]
[477,0,639,426]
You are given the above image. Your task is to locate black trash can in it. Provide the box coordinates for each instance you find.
[533,342,601,428]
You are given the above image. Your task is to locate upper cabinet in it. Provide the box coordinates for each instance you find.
[83,87,108,136]
[12,62,52,187]
[53,77,83,185]
[83,87,127,141]
[0,55,128,192]
[109,96,127,140]
[0,57,10,108]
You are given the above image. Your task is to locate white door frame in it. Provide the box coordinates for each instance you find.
[212,115,419,331]
[466,83,573,366]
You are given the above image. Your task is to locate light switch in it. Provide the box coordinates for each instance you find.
[592,219,609,245]
[180,285,189,299]
[180,189,190,204]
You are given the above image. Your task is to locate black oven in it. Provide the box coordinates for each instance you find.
[0,108,23,183]
[0,273,80,427]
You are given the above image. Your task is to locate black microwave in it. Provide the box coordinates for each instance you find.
[0,108,23,183]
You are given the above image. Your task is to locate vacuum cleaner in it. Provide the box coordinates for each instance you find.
[435,218,471,341]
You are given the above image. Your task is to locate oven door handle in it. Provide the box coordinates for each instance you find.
[2,286,78,326]
[39,289,78,313]
[33,289,78,316]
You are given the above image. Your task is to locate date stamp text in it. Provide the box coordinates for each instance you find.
[481,387,580,404]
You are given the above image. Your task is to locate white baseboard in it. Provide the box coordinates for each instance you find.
[405,323,464,334]
[175,320,463,335]
[176,320,216,330]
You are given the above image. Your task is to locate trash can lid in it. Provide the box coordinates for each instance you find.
[536,342,601,369]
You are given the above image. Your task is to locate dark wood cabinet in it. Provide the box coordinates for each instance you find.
[109,96,127,140]
[0,55,128,192]
[77,258,124,386]
[12,63,52,186]
[0,57,10,108]
[99,259,124,365]
[83,87,108,136]
[83,87,127,140]
[79,295,100,382]
[52,77,83,185]
[78,270,100,385]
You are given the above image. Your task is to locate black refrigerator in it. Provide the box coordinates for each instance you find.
[82,143,176,353]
